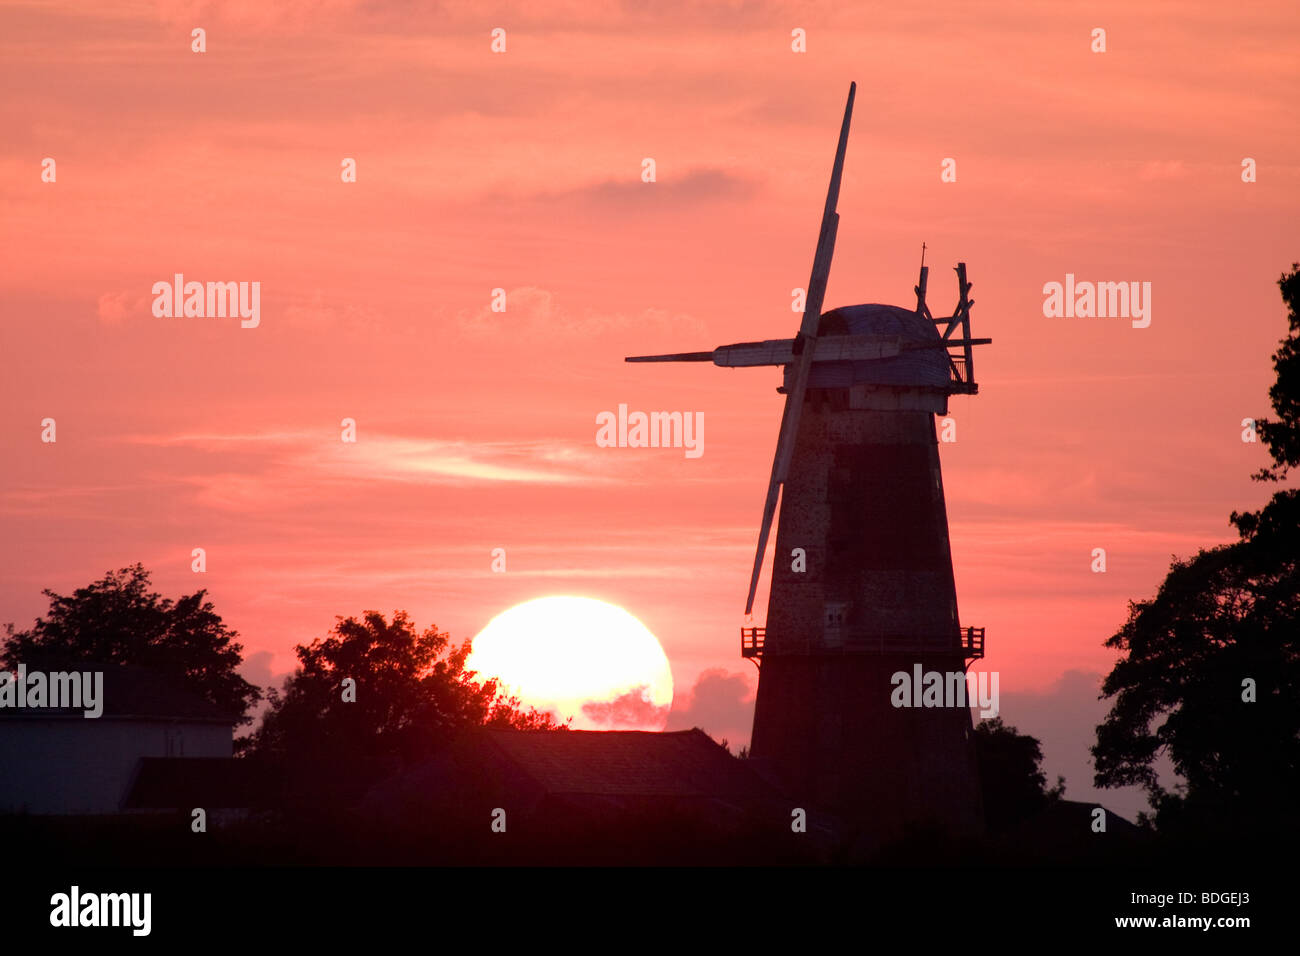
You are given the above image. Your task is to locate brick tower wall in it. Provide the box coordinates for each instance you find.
[749,389,984,841]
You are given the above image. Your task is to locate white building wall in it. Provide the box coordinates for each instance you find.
[0,718,232,814]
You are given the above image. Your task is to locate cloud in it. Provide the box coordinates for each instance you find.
[496,167,760,217]
[236,649,289,737]
[562,167,760,207]
[1137,160,1188,181]
[308,436,615,485]
[238,649,278,691]
[121,430,621,496]
[457,286,702,340]
[148,0,790,36]
[149,0,364,30]
[281,290,384,331]
[581,684,671,729]
[665,667,755,748]
[95,291,149,325]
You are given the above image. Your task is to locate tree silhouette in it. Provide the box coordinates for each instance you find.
[1251,264,1300,482]
[1093,265,1300,832]
[245,610,561,806]
[1,563,260,725]
[973,717,1065,831]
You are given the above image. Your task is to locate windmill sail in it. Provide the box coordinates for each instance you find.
[745,81,856,615]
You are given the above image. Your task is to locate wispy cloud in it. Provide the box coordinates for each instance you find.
[545,166,761,208]
[124,429,620,489]
[457,286,703,340]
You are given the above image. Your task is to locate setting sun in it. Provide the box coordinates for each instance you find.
[466,596,673,731]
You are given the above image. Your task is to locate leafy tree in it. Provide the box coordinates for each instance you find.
[2,563,260,725]
[1251,264,1300,482]
[973,717,1065,831]
[1093,264,1300,831]
[245,610,562,805]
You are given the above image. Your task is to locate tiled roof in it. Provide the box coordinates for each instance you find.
[479,728,778,799]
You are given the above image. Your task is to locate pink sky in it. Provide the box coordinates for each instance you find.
[3,0,1298,818]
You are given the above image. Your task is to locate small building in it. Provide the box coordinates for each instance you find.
[122,756,261,824]
[368,727,786,818]
[990,798,1148,862]
[361,728,815,862]
[0,666,235,815]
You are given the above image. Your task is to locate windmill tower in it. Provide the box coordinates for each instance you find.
[626,83,991,844]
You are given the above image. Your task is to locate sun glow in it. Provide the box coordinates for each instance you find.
[467,596,673,731]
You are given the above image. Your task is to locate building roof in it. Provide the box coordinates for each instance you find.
[0,665,235,723]
[361,727,790,824]
[989,799,1148,861]
[479,728,775,799]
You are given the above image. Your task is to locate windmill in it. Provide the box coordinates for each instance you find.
[626,82,992,841]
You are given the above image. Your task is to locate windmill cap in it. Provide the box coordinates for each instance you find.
[789,303,950,390]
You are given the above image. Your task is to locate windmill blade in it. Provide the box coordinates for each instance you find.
[800,82,856,338]
[625,351,714,363]
[745,81,856,615]
[744,221,836,614]
[629,334,901,369]
[745,387,798,614]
